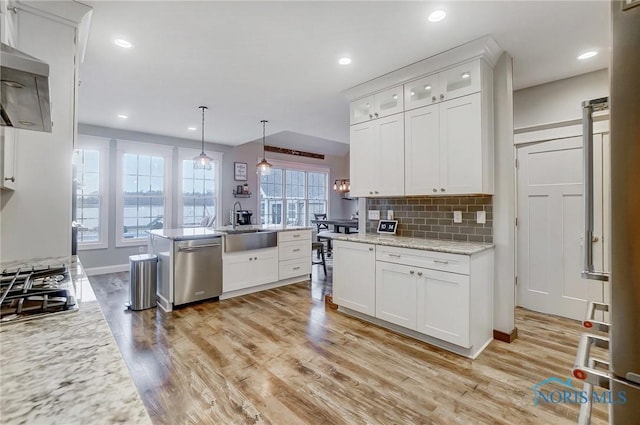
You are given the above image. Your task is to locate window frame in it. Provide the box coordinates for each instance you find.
[115,140,173,247]
[177,148,223,228]
[74,136,109,250]
[257,158,330,227]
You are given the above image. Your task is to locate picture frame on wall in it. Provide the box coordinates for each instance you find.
[234,162,247,181]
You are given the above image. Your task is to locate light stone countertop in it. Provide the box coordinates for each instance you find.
[332,233,494,255]
[0,256,152,425]
[149,225,312,240]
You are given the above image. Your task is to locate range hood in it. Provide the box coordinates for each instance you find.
[0,42,52,132]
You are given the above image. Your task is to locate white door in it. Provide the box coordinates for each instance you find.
[375,113,404,196]
[333,241,376,316]
[517,136,605,320]
[375,261,417,330]
[404,105,440,195]
[349,122,374,197]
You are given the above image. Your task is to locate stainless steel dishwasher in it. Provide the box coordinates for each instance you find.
[173,237,222,306]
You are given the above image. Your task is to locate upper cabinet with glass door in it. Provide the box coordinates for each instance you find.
[404,60,482,111]
[350,86,403,125]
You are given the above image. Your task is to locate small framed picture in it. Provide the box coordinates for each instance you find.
[234,162,247,181]
[236,185,244,195]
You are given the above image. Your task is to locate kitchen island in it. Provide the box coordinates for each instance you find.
[0,257,151,425]
[149,225,313,311]
[331,234,494,358]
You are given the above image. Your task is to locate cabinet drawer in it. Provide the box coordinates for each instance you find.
[279,258,311,280]
[376,245,469,275]
[278,230,311,243]
[279,240,311,261]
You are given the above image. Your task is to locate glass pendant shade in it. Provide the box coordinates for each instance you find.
[194,106,213,170]
[256,119,272,175]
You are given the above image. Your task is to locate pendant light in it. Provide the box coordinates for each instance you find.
[193,106,213,170]
[256,119,272,175]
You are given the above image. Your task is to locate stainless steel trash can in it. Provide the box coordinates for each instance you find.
[128,254,158,310]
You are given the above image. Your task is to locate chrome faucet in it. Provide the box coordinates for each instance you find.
[232,201,242,229]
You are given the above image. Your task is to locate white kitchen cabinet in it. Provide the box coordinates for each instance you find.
[349,85,403,125]
[0,129,17,190]
[375,261,417,330]
[278,230,311,280]
[0,0,18,46]
[333,240,376,316]
[404,60,482,111]
[349,113,404,197]
[405,92,491,195]
[223,247,278,292]
[416,268,470,347]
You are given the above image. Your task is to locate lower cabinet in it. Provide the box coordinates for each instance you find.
[333,240,376,316]
[278,230,311,279]
[375,261,417,330]
[223,247,278,292]
[416,269,470,347]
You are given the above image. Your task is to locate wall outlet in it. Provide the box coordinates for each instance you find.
[453,210,463,223]
[138,246,146,253]
[368,210,380,220]
[387,210,394,220]
[476,210,486,224]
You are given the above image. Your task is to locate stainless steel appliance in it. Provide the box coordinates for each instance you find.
[235,210,253,225]
[573,2,640,423]
[173,237,222,306]
[0,265,78,324]
[0,42,52,132]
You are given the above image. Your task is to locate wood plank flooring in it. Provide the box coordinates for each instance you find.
[89,261,607,425]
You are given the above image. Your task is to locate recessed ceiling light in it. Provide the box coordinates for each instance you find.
[392,94,398,99]
[428,10,446,23]
[114,39,133,49]
[117,114,128,119]
[461,72,471,79]
[188,127,197,131]
[578,50,598,60]
[424,85,431,90]
[338,57,352,65]
[410,91,415,96]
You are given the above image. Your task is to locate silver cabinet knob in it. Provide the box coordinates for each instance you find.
[433,188,438,192]
[254,257,258,260]
[409,270,415,275]
[369,114,373,119]
[440,188,445,192]
[374,112,379,118]
[369,247,374,251]
[4,177,15,182]
[249,257,253,261]
[440,94,445,100]
[432,96,437,102]
[374,191,379,194]
[417,271,423,276]
[369,191,373,195]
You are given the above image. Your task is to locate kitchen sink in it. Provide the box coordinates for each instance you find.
[224,229,277,252]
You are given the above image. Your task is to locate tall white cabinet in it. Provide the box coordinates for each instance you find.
[345,37,502,197]
[333,241,376,316]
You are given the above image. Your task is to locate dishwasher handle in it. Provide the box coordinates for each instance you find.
[178,243,221,252]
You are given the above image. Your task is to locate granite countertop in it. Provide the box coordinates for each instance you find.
[150,225,312,240]
[0,256,152,425]
[332,233,494,255]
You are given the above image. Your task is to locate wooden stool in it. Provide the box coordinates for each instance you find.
[311,241,327,275]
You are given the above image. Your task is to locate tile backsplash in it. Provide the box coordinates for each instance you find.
[366,195,493,243]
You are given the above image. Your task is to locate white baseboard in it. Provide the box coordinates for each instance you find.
[85,264,129,276]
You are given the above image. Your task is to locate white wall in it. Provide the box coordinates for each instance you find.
[0,9,77,262]
[514,69,608,130]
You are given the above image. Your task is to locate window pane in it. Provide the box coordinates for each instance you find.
[75,149,104,245]
[180,159,218,226]
[124,154,137,175]
[138,155,151,176]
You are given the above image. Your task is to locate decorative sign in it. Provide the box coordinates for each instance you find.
[264,145,325,160]
[234,162,247,181]
[377,220,398,234]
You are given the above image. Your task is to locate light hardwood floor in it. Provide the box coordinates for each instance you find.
[89,262,607,425]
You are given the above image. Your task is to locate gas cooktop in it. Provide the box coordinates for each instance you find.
[0,264,78,324]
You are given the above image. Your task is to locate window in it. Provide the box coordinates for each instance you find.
[178,149,222,227]
[74,137,108,249]
[259,161,328,227]
[116,141,172,246]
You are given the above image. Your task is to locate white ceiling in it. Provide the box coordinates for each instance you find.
[78,1,609,148]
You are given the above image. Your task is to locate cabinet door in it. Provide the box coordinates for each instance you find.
[438,60,481,102]
[374,86,403,119]
[404,105,440,195]
[349,121,375,197]
[0,128,17,190]
[1,1,18,46]
[416,269,470,347]
[375,261,417,330]
[333,241,376,316]
[223,254,253,292]
[374,113,404,196]
[350,96,374,125]
[404,74,439,111]
[252,249,279,286]
[439,92,482,194]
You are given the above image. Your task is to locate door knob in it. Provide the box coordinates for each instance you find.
[440,188,445,192]
[417,272,423,276]
[374,112,379,118]
[409,270,415,275]
[592,236,599,242]
[440,94,445,100]
[432,188,437,192]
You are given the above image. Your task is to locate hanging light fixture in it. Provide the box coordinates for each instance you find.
[193,106,213,170]
[256,119,272,175]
